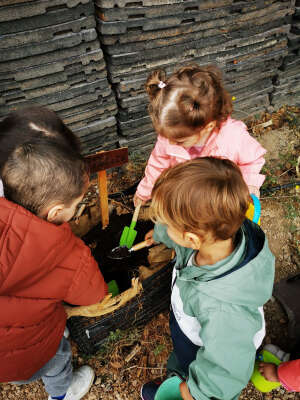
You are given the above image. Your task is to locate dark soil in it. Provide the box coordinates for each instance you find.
[82,212,153,293]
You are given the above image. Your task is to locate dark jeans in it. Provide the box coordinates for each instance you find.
[168,309,200,376]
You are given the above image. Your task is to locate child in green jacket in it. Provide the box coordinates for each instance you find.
[141,157,275,400]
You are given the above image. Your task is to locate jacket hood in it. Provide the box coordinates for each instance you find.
[173,220,275,308]
[0,198,75,293]
[180,220,275,307]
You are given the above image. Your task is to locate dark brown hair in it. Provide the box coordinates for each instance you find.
[2,137,87,216]
[0,106,81,168]
[151,157,250,241]
[145,64,232,139]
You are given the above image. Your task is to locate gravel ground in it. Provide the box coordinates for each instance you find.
[1,122,299,400]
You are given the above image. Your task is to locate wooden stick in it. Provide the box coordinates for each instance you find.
[131,240,149,252]
[132,202,142,223]
[84,148,128,230]
[98,170,109,229]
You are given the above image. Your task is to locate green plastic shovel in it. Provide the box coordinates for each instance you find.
[119,202,142,248]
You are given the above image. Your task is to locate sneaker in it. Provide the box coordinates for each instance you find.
[48,365,95,400]
[264,344,290,362]
[140,380,161,400]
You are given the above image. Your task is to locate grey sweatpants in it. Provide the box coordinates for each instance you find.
[12,336,73,397]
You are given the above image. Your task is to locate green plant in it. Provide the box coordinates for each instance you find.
[108,328,125,343]
[284,201,299,221]
[153,343,166,356]
[284,109,300,132]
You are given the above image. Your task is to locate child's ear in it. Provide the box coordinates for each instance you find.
[204,121,216,133]
[46,204,64,223]
[184,232,202,249]
[196,121,216,138]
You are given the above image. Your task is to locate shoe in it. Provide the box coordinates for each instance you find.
[264,344,290,362]
[140,380,161,400]
[48,365,95,400]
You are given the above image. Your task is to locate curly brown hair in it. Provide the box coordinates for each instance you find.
[150,157,250,241]
[145,64,232,138]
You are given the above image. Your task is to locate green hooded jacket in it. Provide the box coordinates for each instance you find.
[153,219,275,400]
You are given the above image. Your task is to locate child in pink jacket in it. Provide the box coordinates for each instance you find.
[134,64,266,205]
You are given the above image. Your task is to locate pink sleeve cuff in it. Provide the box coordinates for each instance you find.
[278,360,300,392]
[241,173,265,188]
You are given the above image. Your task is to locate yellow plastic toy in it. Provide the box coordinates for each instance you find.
[246,194,261,225]
[251,349,281,392]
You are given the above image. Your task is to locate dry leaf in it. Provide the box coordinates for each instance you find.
[110,361,123,369]
[148,244,174,265]
[139,263,167,281]
[125,344,141,363]
[143,327,149,340]
[139,265,154,281]
[64,278,142,318]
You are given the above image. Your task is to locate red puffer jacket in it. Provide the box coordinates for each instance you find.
[0,198,107,382]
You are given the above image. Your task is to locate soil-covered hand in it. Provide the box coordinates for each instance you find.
[144,229,157,246]
[180,382,194,400]
[259,362,280,382]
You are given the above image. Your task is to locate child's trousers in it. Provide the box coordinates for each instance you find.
[12,336,73,397]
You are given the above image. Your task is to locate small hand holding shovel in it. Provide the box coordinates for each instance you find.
[119,202,142,249]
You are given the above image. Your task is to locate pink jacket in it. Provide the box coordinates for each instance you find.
[278,359,300,392]
[136,117,266,201]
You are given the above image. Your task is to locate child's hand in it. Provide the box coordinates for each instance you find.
[259,362,279,382]
[133,193,146,207]
[145,229,157,246]
[180,381,194,400]
[249,186,260,198]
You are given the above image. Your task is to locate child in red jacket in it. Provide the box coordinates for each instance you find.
[0,106,81,196]
[0,114,107,400]
[259,343,300,392]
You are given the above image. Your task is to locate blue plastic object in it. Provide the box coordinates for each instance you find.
[250,194,261,224]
